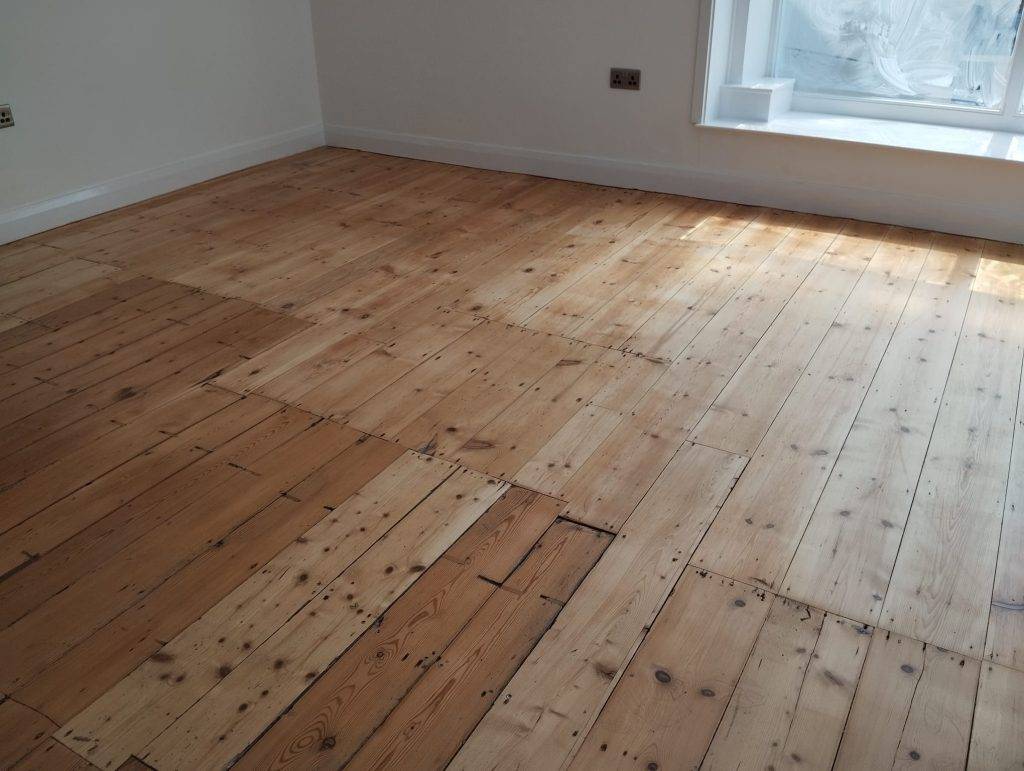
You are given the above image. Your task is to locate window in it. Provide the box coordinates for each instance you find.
[698,0,1024,148]
[774,0,1023,110]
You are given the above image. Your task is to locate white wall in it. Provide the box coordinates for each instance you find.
[0,0,324,243]
[311,0,1024,244]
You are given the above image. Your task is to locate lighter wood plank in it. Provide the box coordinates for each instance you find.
[690,219,878,455]
[693,227,932,588]
[556,219,843,531]
[986,268,1024,667]
[570,569,770,771]
[702,600,868,770]
[882,255,1024,657]
[968,661,1024,769]
[783,235,981,623]
[835,632,979,770]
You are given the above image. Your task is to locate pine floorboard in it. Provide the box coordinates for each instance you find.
[1,147,1023,769]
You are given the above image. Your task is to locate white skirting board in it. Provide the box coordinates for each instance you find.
[0,123,325,246]
[325,123,1024,245]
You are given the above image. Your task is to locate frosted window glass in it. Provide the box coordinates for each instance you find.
[774,0,1024,108]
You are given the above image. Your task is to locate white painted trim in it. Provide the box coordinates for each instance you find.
[691,0,717,124]
[703,112,1024,164]
[0,123,325,245]
[719,78,794,121]
[326,123,1024,245]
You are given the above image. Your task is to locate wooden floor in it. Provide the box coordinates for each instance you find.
[1,148,1023,770]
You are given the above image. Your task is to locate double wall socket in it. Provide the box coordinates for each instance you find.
[610,68,641,90]
[0,105,13,128]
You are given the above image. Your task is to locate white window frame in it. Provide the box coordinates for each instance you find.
[697,0,1024,136]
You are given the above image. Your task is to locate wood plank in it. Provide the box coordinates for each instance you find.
[0,315,28,333]
[554,220,845,531]
[683,202,763,244]
[289,311,481,419]
[618,238,776,362]
[882,254,1024,656]
[701,599,868,770]
[783,235,982,624]
[0,698,57,769]
[347,520,609,770]
[0,333,234,458]
[563,239,721,348]
[0,282,193,368]
[693,227,932,589]
[0,384,238,537]
[690,219,880,455]
[0,399,302,622]
[394,327,575,459]
[968,661,1024,769]
[0,260,120,317]
[344,319,521,439]
[442,487,567,583]
[7,271,133,322]
[11,740,96,771]
[449,341,610,479]
[514,403,624,494]
[136,469,507,771]
[459,231,617,323]
[985,265,1024,668]
[0,417,349,690]
[14,276,164,332]
[237,560,497,771]
[522,236,670,337]
[59,461,504,769]
[40,294,247,387]
[0,244,71,285]
[16,435,405,724]
[0,318,49,351]
[494,237,646,327]
[0,397,243,576]
[4,150,1024,768]
[569,208,806,356]
[570,569,770,771]
[212,320,366,394]
[834,632,979,770]
[450,442,745,769]
[0,237,52,261]
[0,288,224,421]
[234,488,561,770]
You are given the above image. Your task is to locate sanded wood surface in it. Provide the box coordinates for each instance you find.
[1,148,1022,768]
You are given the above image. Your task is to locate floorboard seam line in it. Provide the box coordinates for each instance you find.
[3,694,60,726]
[700,562,1023,674]
[552,514,618,538]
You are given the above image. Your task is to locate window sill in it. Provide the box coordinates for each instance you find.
[700,111,1024,165]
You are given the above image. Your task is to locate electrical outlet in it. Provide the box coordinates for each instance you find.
[610,68,641,91]
[0,104,13,129]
